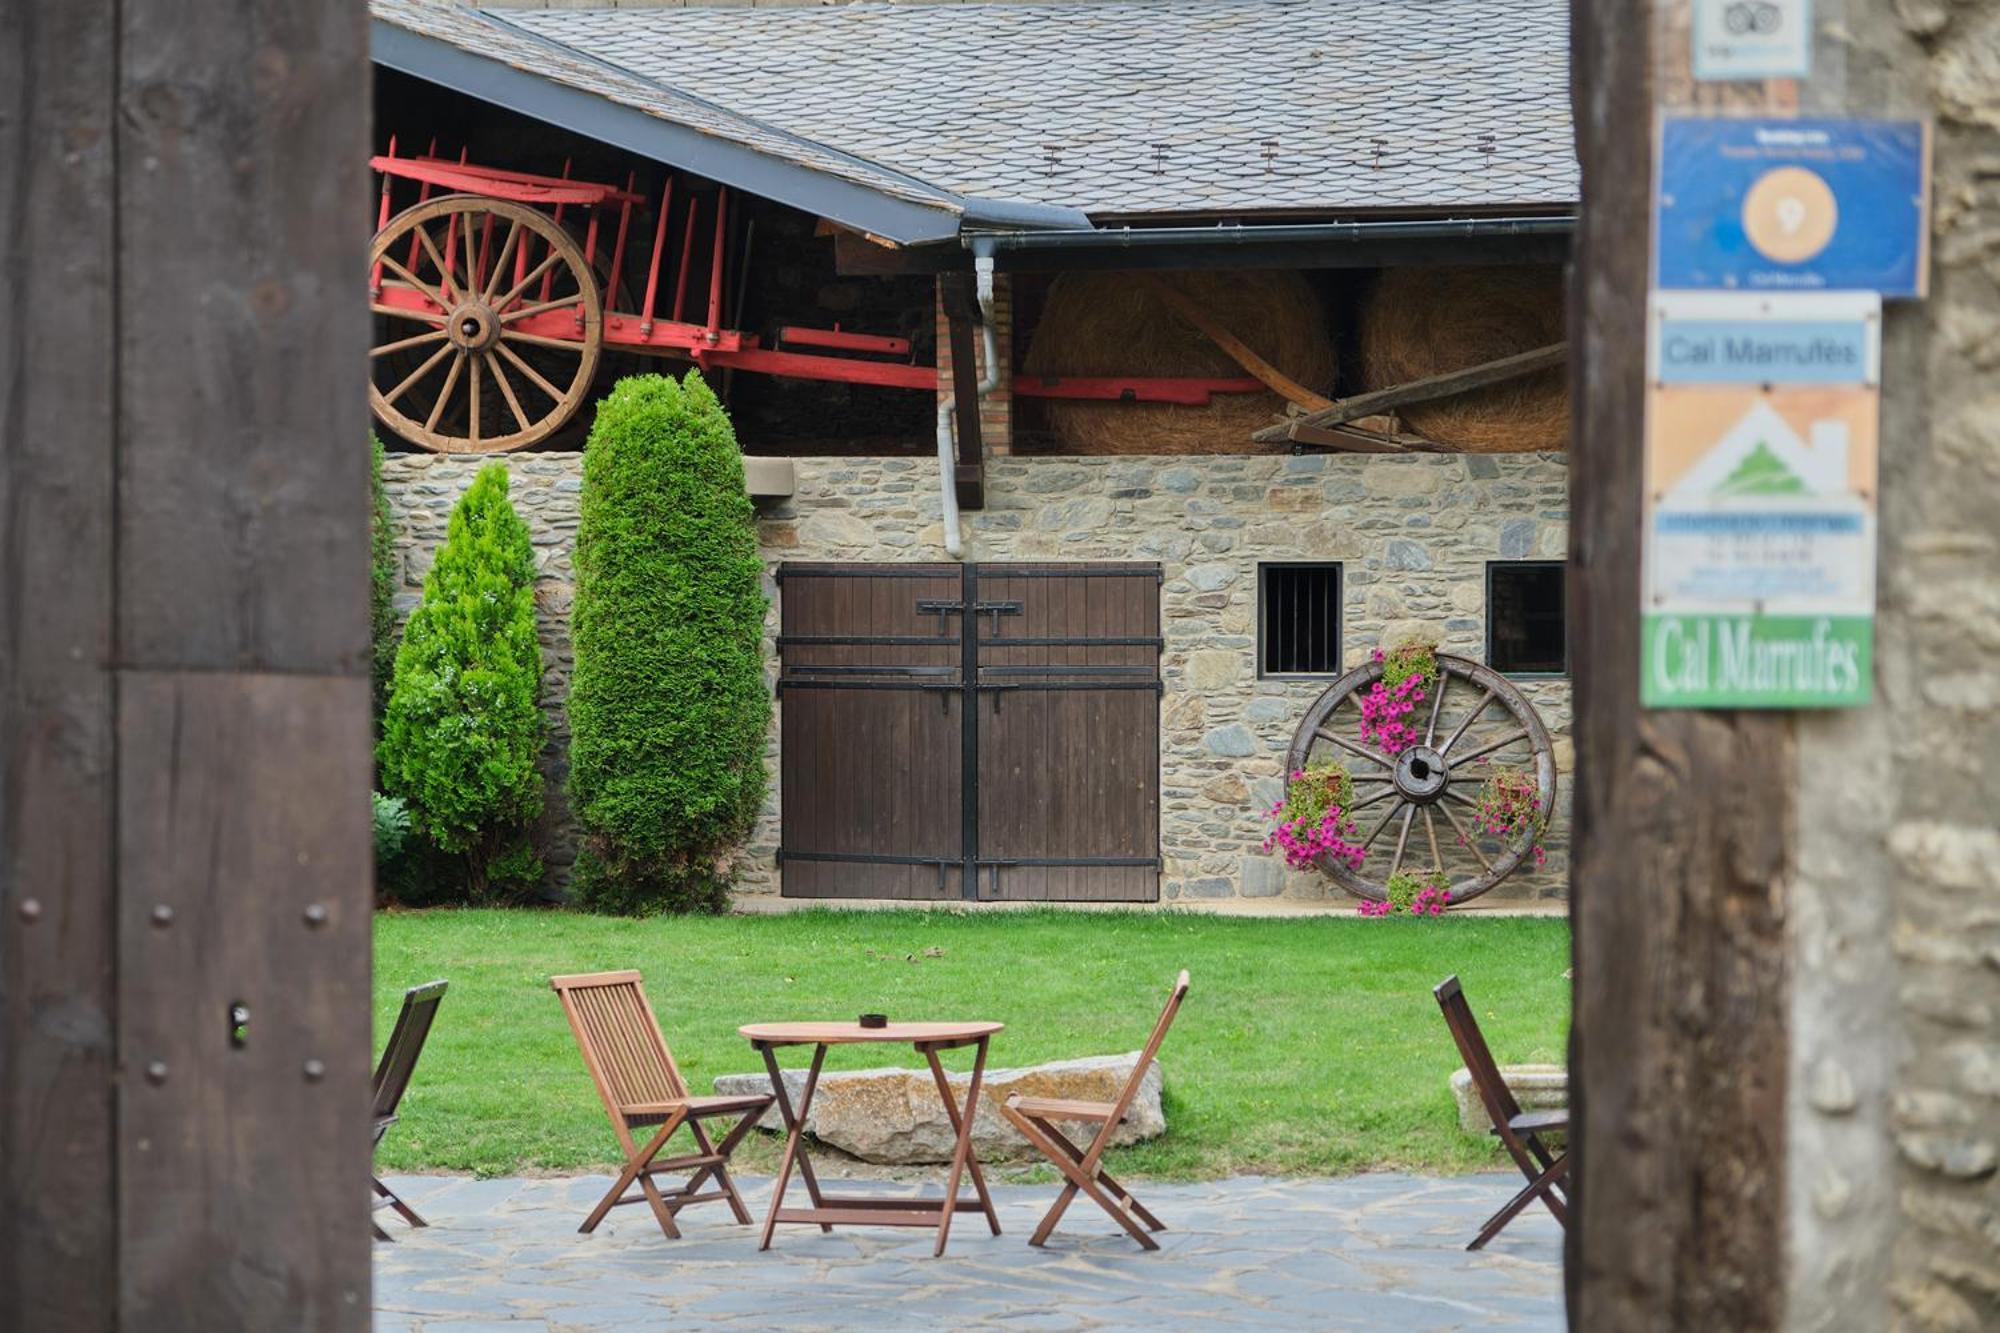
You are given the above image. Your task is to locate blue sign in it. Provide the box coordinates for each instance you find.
[1655,319,1869,383]
[1656,117,1929,297]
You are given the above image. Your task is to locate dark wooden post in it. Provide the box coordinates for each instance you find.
[2,2,374,1328]
[1567,4,1793,1330]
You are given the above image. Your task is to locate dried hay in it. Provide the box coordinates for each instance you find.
[1358,265,1569,452]
[1020,270,1335,455]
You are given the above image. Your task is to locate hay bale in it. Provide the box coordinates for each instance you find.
[1358,265,1569,452]
[1021,270,1334,455]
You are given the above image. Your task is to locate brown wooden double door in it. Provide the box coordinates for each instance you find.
[779,562,1161,902]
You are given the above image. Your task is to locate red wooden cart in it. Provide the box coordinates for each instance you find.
[368,146,1267,453]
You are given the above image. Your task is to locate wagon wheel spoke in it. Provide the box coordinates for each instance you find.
[1387,805,1417,880]
[1441,786,1479,808]
[1423,807,1443,872]
[493,339,566,403]
[1350,786,1399,814]
[384,342,455,408]
[378,254,450,314]
[1313,728,1394,772]
[1437,799,1493,873]
[1360,799,1405,851]
[482,218,525,304]
[490,250,564,313]
[486,351,532,433]
[1352,774,1396,783]
[410,227,463,306]
[372,328,448,359]
[499,296,586,325]
[1439,688,1495,755]
[468,351,483,450]
[1423,668,1451,746]
[1450,728,1530,767]
[423,352,466,433]
[370,301,446,326]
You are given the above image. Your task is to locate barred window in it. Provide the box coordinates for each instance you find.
[1258,563,1343,676]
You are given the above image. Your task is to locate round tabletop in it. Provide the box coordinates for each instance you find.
[739,1020,1004,1046]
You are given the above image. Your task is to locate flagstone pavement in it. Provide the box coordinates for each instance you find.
[374,1172,1562,1331]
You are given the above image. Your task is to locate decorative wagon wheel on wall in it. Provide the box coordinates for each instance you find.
[369,196,603,453]
[1283,653,1557,905]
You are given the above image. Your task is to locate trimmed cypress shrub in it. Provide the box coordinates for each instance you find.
[568,371,770,915]
[378,463,545,900]
[370,435,400,717]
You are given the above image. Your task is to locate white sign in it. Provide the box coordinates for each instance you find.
[1692,0,1812,82]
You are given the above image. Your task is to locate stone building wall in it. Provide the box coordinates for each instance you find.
[381,450,1572,905]
[1780,4,2000,1330]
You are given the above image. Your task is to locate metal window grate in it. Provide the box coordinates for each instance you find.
[1487,561,1568,675]
[1258,563,1343,676]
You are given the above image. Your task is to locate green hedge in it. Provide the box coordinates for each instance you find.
[378,463,545,900]
[567,371,770,914]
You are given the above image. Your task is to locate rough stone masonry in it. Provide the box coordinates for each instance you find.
[381,450,1572,904]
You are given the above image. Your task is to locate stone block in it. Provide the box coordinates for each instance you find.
[1187,650,1242,690]
[1450,1064,1567,1135]
[1202,724,1257,757]
[711,1052,1165,1164]
[1239,854,1286,897]
[1499,518,1539,558]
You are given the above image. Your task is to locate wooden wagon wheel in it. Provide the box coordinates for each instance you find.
[369,195,602,453]
[1283,653,1556,905]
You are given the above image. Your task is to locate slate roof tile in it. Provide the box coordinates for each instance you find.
[374,0,1576,221]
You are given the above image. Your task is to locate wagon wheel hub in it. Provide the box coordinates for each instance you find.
[1393,745,1449,805]
[447,302,500,351]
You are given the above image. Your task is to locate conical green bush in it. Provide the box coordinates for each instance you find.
[378,463,545,899]
[568,371,770,914]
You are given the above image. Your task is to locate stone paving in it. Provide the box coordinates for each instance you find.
[374,1172,1562,1331]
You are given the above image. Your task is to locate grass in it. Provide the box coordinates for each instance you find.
[375,907,1569,1182]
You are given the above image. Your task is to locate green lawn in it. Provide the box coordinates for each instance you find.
[375,907,1568,1181]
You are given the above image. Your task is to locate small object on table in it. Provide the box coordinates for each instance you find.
[858,1013,888,1029]
[739,1019,1005,1257]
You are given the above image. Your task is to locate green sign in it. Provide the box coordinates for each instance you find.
[1641,613,1872,707]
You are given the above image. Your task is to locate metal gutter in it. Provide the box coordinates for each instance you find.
[963,216,1577,255]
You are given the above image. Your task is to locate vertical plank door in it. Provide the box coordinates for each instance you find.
[778,565,967,900]
[975,564,1161,903]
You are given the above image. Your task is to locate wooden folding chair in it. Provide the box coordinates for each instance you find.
[550,970,775,1239]
[996,970,1188,1251]
[1433,975,1569,1250]
[372,979,449,1242]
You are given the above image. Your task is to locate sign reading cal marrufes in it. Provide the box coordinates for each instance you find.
[1642,292,1880,708]
[1656,117,1930,297]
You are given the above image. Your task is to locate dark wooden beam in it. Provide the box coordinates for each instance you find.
[1,2,119,1325]
[1568,4,1791,1331]
[4,2,375,1327]
[939,273,986,510]
[1252,342,1567,443]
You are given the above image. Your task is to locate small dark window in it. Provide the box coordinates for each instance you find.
[1258,563,1343,676]
[1488,562,1567,675]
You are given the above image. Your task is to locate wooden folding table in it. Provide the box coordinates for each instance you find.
[740,1020,1004,1257]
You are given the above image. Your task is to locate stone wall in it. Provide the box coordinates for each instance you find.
[381,450,1572,905]
[1781,5,2000,1330]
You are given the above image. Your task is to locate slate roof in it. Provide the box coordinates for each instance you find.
[373,0,1575,235]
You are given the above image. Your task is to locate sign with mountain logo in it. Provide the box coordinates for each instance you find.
[1642,293,1880,708]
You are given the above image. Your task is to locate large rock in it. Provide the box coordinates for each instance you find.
[712,1052,1165,1165]
[1450,1064,1567,1135]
